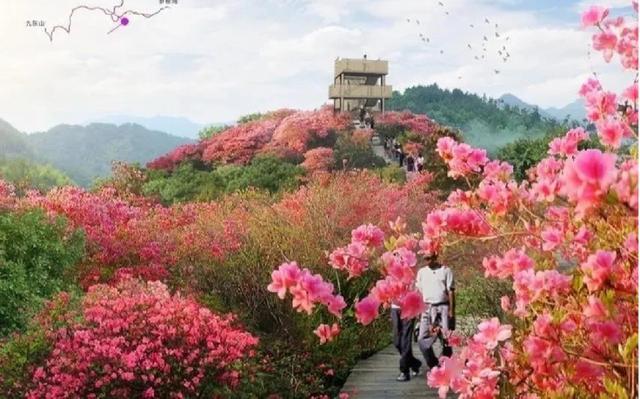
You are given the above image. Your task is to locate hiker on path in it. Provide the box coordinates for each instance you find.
[417,155,425,172]
[406,154,415,173]
[391,303,422,382]
[359,106,366,126]
[415,252,455,369]
[398,150,405,167]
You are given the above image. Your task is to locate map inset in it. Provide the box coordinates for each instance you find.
[43,0,170,42]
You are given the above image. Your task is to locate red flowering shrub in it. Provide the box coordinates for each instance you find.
[265,106,350,157]
[21,187,248,287]
[0,179,16,210]
[202,118,280,165]
[146,142,205,171]
[376,110,442,137]
[351,128,374,146]
[148,107,350,171]
[301,147,335,173]
[27,279,258,398]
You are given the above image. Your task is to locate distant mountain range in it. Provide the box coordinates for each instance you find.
[0,119,192,186]
[91,115,229,139]
[498,94,586,122]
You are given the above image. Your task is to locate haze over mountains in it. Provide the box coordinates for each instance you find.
[91,115,207,140]
[498,94,586,122]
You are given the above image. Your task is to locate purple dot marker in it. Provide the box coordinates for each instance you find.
[120,17,129,26]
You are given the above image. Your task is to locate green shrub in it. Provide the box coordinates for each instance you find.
[0,210,84,336]
[333,135,386,170]
[376,165,406,184]
[497,129,600,181]
[0,158,73,194]
[456,274,512,318]
[143,156,304,204]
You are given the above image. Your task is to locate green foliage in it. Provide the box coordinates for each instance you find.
[218,155,304,194]
[456,273,512,318]
[143,156,304,204]
[375,165,406,184]
[333,135,386,170]
[0,210,84,336]
[497,129,601,181]
[237,113,263,124]
[0,158,73,194]
[198,125,230,140]
[387,84,566,154]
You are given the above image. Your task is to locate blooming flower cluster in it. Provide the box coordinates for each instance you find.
[436,137,489,178]
[375,111,441,136]
[148,107,349,170]
[28,279,258,398]
[268,261,346,318]
[301,147,335,174]
[21,186,247,287]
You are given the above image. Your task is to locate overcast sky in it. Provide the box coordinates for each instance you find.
[1,0,635,132]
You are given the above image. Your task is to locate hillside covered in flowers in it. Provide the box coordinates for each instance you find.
[0,2,637,398]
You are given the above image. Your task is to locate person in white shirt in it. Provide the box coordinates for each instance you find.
[391,303,422,382]
[415,252,455,368]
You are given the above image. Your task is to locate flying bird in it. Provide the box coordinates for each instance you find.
[440,50,444,54]
[438,1,444,5]
[474,56,479,60]
[445,11,449,15]
[495,32,500,37]
[495,23,498,28]
[498,50,503,55]
[503,58,508,62]
[485,18,490,23]
[494,69,500,74]
[416,20,420,24]
[469,24,474,28]
[467,44,472,49]
[458,76,462,79]
[407,18,411,22]
[506,36,510,41]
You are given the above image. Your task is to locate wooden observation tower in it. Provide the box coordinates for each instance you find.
[329,56,392,113]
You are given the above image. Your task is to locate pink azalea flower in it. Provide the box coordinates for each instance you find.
[399,291,425,320]
[589,321,624,344]
[267,262,301,299]
[427,356,464,399]
[326,294,347,318]
[583,295,608,320]
[314,323,340,344]
[473,318,512,350]
[596,118,630,148]
[559,149,617,213]
[580,250,618,291]
[581,5,609,27]
[351,224,385,248]
[541,227,563,251]
[593,31,618,62]
[500,296,511,312]
[354,295,380,325]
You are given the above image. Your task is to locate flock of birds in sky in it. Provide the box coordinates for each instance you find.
[406,0,512,77]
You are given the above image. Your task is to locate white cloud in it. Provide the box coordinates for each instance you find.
[0,0,634,132]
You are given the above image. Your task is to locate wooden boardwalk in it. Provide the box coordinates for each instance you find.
[340,343,442,398]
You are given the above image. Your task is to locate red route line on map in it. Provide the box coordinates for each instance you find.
[44,0,169,42]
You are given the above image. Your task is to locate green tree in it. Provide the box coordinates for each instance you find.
[198,125,230,140]
[0,210,84,336]
[0,158,73,194]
